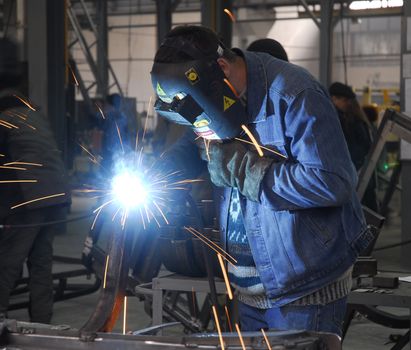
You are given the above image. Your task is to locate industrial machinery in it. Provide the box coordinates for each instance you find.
[81,194,225,334]
[1,195,341,350]
[342,109,411,349]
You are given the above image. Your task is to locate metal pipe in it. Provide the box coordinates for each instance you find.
[79,224,129,336]
[319,0,335,87]
[107,6,401,31]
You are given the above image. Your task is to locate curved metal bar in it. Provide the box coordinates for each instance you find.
[79,224,129,337]
[356,304,410,329]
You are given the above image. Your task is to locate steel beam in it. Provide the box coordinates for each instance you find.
[75,0,350,16]
[201,0,233,47]
[298,0,320,28]
[109,7,402,30]
[74,0,123,96]
[319,0,334,88]
[155,0,173,48]
[96,0,108,99]
[1,0,17,40]
[27,0,67,163]
[400,0,411,268]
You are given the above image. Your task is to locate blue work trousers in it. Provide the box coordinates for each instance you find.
[238,297,347,337]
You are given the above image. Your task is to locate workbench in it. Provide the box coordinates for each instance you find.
[348,281,411,349]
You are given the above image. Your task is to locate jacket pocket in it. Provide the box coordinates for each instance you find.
[252,114,290,159]
[298,207,341,247]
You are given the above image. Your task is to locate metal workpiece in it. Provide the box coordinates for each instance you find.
[79,224,132,337]
[0,320,340,350]
[74,196,225,336]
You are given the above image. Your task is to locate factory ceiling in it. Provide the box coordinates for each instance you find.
[71,0,350,16]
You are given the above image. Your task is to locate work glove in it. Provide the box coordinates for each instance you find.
[199,141,274,202]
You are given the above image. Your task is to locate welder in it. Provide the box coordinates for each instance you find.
[150,26,371,336]
[247,38,289,62]
[0,38,71,323]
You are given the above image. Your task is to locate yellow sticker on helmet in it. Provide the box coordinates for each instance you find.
[185,68,200,85]
[156,82,166,96]
[193,119,210,128]
[223,96,236,111]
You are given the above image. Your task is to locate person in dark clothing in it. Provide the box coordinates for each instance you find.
[329,82,378,211]
[0,38,70,323]
[247,38,289,62]
[362,104,379,127]
[100,93,129,172]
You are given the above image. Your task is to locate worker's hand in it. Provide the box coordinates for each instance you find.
[199,140,245,187]
[199,140,274,202]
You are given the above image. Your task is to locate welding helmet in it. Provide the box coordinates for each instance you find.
[150,35,248,140]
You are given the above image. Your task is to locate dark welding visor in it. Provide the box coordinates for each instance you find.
[154,94,204,126]
[151,57,248,140]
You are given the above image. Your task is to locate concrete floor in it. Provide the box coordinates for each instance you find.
[7,190,410,349]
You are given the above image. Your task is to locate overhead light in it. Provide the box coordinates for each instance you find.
[349,0,403,10]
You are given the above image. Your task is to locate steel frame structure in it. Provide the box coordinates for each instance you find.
[357,110,411,200]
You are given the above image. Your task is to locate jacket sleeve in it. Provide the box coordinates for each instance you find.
[260,88,358,210]
[159,129,207,180]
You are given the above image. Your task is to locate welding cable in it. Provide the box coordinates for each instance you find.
[0,211,95,229]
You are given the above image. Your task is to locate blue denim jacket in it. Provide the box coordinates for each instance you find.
[167,50,372,306]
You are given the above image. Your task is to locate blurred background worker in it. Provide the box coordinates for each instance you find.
[99,93,130,172]
[247,38,289,62]
[0,38,71,323]
[329,82,378,211]
[362,103,379,134]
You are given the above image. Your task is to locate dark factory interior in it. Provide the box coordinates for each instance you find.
[0,1,410,349]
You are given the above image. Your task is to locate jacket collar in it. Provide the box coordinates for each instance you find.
[235,49,272,123]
